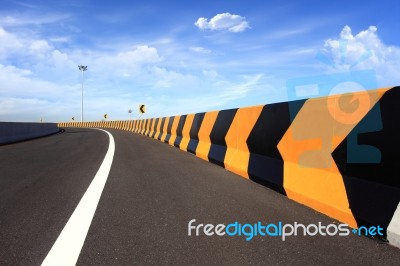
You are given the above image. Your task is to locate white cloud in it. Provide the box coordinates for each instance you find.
[0,14,70,26]
[0,63,80,122]
[267,27,311,40]
[195,13,250,32]
[0,64,75,99]
[153,73,264,116]
[0,64,32,77]
[190,46,212,54]
[91,45,162,78]
[319,25,400,86]
[95,45,161,67]
[0,26,56,61]
[202,69,219,80]
[0,26,23,57]
[0,98,49,116]
[51,50,71,67]
[219,74,264,101]
[119,45,161,64]
[29,39,52,56]
[48,36,70,43]
[151,66,198,89]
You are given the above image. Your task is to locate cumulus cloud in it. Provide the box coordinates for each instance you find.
[0,26,23,57]
[189,46,212,54]
[29,40,53,56]
[118,45,161,64]
[95,45,161,67]
[92,45,161,77]
[0,26,57,61]
[195,13,250,32]
[0,64,32,77]
[0,64,74,98]
[0,98,49,116]
[151,66,198,89]
[318,25,400,86]
[0,63,79,122]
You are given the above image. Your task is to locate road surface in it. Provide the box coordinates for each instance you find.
[0,128,399,265]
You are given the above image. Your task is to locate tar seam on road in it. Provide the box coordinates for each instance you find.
[41,128,115,266]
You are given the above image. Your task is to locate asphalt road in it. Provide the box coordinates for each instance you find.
[0,127,399,265]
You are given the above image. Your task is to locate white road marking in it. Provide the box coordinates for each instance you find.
[41,128,115,266]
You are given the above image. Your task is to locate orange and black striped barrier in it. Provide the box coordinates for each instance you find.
[58,86,400,246]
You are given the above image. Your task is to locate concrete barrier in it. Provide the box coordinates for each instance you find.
[388,203,400,248]
[0,122,60,145]
[58,86,400,248]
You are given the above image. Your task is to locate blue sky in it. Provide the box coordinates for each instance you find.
[0,0,399,122]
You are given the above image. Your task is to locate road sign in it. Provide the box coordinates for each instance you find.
[104,114,108,119]
[72,117,75,121]
[139,104,146,114]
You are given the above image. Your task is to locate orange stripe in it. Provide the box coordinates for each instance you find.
[155,118,162,139]
[196,111,219,161]
[180,114,195,151]
[147,119,154,136]
[224,105,263,178]
[146,119,150,134]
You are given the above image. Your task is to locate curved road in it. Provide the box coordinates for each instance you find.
[0,128,399,265]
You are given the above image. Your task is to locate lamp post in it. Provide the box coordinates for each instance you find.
[78,65,87,122]
[128,109,132,120]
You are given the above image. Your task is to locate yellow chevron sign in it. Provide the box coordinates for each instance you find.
[139,104,146,114]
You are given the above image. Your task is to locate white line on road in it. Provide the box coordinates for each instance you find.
[42,128,115,266]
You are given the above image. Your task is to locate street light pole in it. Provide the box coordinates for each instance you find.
[78,65,88,122]
[128,109,132,120]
